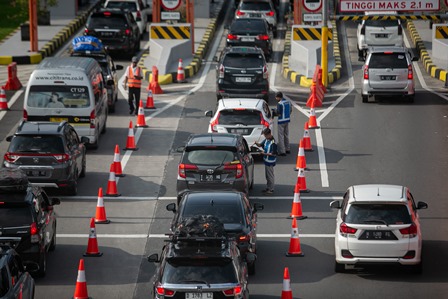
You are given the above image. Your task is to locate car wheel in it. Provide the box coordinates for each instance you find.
[362,95,368,103]
[36,252,47,277]
[334,261,345,273]
[248,262,255,275]
[80,155,86,178]
[49,227,56,251]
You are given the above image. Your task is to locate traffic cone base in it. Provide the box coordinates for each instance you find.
[135,100,148,128]
[84,218,103,257]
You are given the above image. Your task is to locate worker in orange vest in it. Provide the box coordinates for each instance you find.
[123,56,143,115]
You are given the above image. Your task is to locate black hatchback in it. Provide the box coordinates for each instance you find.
[226,18,273,61]
[215,46,269,101]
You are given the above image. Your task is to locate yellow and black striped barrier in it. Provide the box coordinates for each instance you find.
[435,26,448,39]
[292,28,332,41]
[336,15,440,21]
[150,25,191,39]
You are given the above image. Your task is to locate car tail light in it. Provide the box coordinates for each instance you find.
[227,34,238,40]
[3,153,19,163]
[136,10,141,19]
[103,11,111,16]
[223,285,242,296]
[360,25,365,35]
[90,110,96,129]
[339,222,357,236]
[407,65,413,80]
[210,113,220,132]
[399,223,417,238]
[363,65,369,80]
[219,64,225,79]
[260,114,270,128]
[341,250,353,258]
[398,25,403,35]
[178,163,198,178]
[263,65,268,79]
[53,154,70,163]
[236,10,245,16]
[155,285,175,297]
[403,250,416,259]
[257,34,269,41]
[265,11,274,16]
[238,235,250,242]
[23,109,28,121]
[30,223,39,243]
[125,29,131,35]
[84,28,90,35]
[224,163,243,178]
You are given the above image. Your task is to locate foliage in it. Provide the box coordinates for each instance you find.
[0,1,28,41]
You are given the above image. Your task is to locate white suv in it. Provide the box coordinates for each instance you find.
[330,184,428,274]
[205,98,273,151]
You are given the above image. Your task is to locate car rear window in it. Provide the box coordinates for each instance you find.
[223,53,264,68]
[364,20,400,27]
[368,53,408,69]
[9,136,65,154]
[184,150,237,165]
[231,20,266,34]
[89,13,127,28]
[105,1,137,11]
[162,261,237,284]
[218,109,262,126]
[0,205,33,226]
[27,86,90,108]
[182,203,243,224]
[240,1,272,10]
[345,204,411,225]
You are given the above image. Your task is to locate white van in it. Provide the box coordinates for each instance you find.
[24,57,108,149]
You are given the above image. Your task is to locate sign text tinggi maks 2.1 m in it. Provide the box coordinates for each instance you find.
[339,0,439,11]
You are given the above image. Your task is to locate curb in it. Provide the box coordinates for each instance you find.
[282,20,342,88]
[407,21,448,85]
[0,4,99,65]
[140,1,226,85]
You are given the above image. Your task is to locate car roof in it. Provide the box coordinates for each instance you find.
[348,184,407,203]
[187,133,240,146]
[184,191,243,204]
[218,98,264,110]
[14,121,67,136]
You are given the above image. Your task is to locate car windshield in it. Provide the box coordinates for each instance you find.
[369,53,408,68]
[223,53,264,68]
[345,204,411,225]
[218,109,262,126]
[162,260,237,284]
[27,85,90,108]
[231,20,266,34]
[89,14,127,27]
[105,1,137,11]
[240,2,272,10]
[182,203,243,224]
[9,136,65,154]
[184,150,237,165]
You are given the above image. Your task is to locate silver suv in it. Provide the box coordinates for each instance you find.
[235,0,278,37]
[361,47,418,103]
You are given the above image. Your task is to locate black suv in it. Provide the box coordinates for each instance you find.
[215,46,269,101]
[0,246,35,299]
[226,18,273,61]
[84,8,140,57]
[176,133,254,202]
[71,37,124,113]
[147,219,254,299]
[3,121,88,195]
[0,169,60,278]
[166,191,264,274]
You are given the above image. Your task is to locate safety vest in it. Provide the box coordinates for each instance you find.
[127,66,142,88]
[278,99,291,124]
[263,139,277,166]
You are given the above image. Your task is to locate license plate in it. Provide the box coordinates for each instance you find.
[102,32,114,36]
[50,117,68,122]
[231,128,249,134]
[235,77,252,83]
[249,13,261,17]
[200,174,221,182]
[380,76,396,80]
[186,293,213,299]
[375,34,388,38]
[359,230,397,240]
[241,37,255,42]
[26,170,46,177]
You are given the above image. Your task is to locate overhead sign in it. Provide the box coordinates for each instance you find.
[302,0,322,12]
[161,12,180,20]
[339,0,439,12]
[303,13,323,22]
[161,0,181,11]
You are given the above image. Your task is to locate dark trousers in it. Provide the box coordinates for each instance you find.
[128,87,141,112]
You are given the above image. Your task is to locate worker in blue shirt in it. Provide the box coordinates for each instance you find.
[274,92,292,156]
[255,128,277,194]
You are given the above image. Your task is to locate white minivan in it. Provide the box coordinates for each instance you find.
[24,57,108,149]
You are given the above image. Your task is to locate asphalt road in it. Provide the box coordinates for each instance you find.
[0,3,448,298]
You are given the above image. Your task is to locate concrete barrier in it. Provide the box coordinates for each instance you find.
[433,24,448,69]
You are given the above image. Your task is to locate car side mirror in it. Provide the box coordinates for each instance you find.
[50,197,61,206]
[213,56,218,62]
[416,201,428,210]
[115,65,124,71]
[81,137,90,144]
[245,252,257,264]
[5,136,12,142]
[166,202,176,213]
[176,146,185,153]
[330,200,341,209]
[205,110,213,117]
[224,24,230,30]
[147,253,159,263]
[411,56,419,62]
[253,202,264,213]
[136,16,142,22]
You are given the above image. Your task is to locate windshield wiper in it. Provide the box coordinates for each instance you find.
[363,219,388,226]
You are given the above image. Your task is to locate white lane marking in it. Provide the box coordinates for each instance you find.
[60,196,343,200]
[57,233,335,238]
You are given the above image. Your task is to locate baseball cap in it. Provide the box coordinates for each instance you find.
[132,56,138,63]
[275,92,283,98]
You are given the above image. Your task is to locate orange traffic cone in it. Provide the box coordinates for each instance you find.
[0,87,8,110]
[95,187,110,224]
[280,267,293,299]
[302,122,313,152]
[296,168,309,193]
[176,58,186,83]
[72,259,91,299]
[106,162,121,197]
[84,217,103,257]
[294,139,307,171]
[289,183,307,220]
[123,121,139,151]
[286,217,304,257]
[113,144,124,177]
[308,107,319,129]
[149,66,163,94]
[135,100,148,128]
[145,89,156,109]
